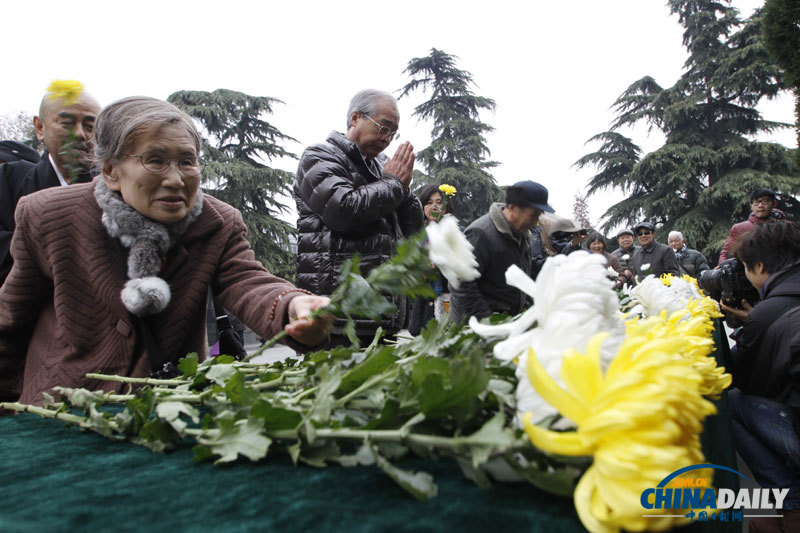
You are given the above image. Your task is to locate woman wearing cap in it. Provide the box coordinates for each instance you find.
[585,232,626,289]
[0,96,333,406]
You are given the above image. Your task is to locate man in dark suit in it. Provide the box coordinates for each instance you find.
[0,83,100,284]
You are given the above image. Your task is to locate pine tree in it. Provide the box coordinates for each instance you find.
[399,48,500,224]
[571,193,592,229]
[763,0,800,166]
[575,1,799,261]
[168,89,298,279]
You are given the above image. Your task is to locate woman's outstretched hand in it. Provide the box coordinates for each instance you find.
[285,295,334,346]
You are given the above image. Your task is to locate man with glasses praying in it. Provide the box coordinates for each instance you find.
[719,187,787,264]
[294,89,423,347]
[630,221,680,279]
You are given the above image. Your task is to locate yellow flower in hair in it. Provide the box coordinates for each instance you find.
[438,184,457,196]
[46,79,85,106]
[521,331,717,533]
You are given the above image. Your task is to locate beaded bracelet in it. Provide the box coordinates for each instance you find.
[268,288,313,321]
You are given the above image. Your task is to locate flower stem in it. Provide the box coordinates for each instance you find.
[85,373,189,386]
[0,402,92,427]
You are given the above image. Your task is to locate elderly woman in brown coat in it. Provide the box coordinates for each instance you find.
[0,96,332,405]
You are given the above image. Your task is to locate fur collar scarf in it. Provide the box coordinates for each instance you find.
[94,178,204,316]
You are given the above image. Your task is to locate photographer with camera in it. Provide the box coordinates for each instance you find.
[720,221,800,532]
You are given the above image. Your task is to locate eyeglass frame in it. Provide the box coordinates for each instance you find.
[750,197,774,206]
[636,230,653,236]
[123,153,204,176]
[361,113,400,141]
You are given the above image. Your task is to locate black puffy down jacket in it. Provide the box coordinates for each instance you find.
[294,131,423,335]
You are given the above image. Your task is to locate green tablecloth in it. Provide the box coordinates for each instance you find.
[0,323,739,533]
[0,412,583,533]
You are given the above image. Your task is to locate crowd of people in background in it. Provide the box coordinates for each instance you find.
[2,81,799,530]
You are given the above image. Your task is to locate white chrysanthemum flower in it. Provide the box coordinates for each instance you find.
[426,214,479,290]
[622,254,630,261]
[470,251,627,427]
[641,263,651,272]
[628,275,687,317]
[606,266,619,279]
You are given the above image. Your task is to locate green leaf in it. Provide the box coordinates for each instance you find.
[455,411,517,468]
[336,443,376,467]
[197,417,271,464]
[178,353,199,377]
[374,450,438,502]
[250,399,302,431]
[221,371,259,406]
[337,346,397,396]
[134,419,180,453]
[411,352,489,421]
[297,439,341,468]
[155,401,200,433]
[192,444,214,462]
[205,364,237,386]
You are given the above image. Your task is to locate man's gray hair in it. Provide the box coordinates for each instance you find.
[668,230,684,241]
[346,89,397,129]
[94,96,203,164]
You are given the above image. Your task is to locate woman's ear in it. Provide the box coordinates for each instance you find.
[103,160,121,192]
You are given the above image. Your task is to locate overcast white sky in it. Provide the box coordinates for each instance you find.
[1,0,794,227]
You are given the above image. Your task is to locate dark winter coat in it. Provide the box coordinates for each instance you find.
[611,245,638,285]
[675,247,709,279]
[294,131,423,336]
[450,203,531,324]
[631,241,680,279]
[1,152,93,285]
[730,262,800,434]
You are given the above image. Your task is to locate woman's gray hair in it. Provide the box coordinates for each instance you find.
[94,96,203,164]
[346,89,397,129]
[668,230,684,241]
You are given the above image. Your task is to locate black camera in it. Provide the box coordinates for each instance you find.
[699,258,759,327]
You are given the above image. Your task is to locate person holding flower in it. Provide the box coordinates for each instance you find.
[610,227,637,285]
[585,232,626,289]
[408,184,455,335]
[0,80,101,285]
[0,96,332,406]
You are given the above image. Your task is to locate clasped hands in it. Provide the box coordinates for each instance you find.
[382,141,415,191]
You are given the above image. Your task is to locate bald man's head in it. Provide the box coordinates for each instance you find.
[34,91,100,181]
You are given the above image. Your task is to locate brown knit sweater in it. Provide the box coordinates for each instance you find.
[0,181,302,404]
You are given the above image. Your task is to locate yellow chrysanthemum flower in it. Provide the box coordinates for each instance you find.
[521,332,718,533]
[46,79,84,106]
[438,184,457,196]
[625,313,731,397]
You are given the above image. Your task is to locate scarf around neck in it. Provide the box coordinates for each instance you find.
[94,178,204,316]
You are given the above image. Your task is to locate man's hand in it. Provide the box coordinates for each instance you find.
[285,295,333,346]
[383,141,415,190]
[720,299,753,322]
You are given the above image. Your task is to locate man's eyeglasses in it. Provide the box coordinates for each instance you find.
[125,154,203,176]
[751,197,773,206]
[362,114,399,141]
[636,230,653,236]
